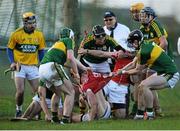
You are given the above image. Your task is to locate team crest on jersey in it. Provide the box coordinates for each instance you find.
[34,38,39,43]
[102,45,107,50]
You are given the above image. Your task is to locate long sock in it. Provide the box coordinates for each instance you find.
[146,108,153,112]
[16,105,22,111]
[62,115,70,123]
[52,112,59,122]
[131,102,137,114]
[137,110,144,115]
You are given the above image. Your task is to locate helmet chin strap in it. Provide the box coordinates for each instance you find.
[23,26,35,34]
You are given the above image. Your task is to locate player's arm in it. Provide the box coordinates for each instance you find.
[159,36,168,50]
[116,57,145,75]
[152,22,168,50]
[7,48,17,70]
[78,48,124,58]
[38,86,51,121]
[38,49,45,62]
[67,49,80,82]
[75,59,91,72]
[122,63,146,75]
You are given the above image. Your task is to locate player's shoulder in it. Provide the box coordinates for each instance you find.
[151,19,163,28]
[105,35,118,44]
[12,27,24,34]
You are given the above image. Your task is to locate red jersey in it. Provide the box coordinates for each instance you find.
[112,57,132,85]
[81,70,111,94]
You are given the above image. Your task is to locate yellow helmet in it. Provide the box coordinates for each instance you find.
[22,12,36,23]
[22,12,36,33]
[130,2,144,12]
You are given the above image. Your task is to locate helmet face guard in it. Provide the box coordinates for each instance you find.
[127,29,143,50]
[139,12,151,25]
[22,12,37,34]
[139,7,156,25]
[131,11,141,21]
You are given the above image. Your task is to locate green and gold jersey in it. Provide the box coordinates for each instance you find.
[140,19,173,58]
[7,27,46,65]
[41,38,74,65]
[137,41,177,74]
[79,35,119,63]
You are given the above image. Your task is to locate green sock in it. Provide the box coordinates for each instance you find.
[62,115,70,123]
[52,112,59,122]
[146,108,153,112]
[137,110,144,115]
[131,102,137,114]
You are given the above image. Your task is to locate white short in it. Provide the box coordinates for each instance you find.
[15,65,39,80]
[82,102,111,121]
[39,62,69,88]
[103,80,128,104]
[32,95,63,109]
[167,72,179,89]
[83,59,111,73]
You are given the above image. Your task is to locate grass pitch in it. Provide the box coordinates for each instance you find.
[1,65,180,130]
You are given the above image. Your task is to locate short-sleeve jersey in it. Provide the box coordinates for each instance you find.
[137,41,177,74]
[7,27,46,65]
[79,35,119,63]
[140,19,173,58]
[41,38,74,65]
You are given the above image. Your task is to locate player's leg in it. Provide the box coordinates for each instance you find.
[73,89,98,122]
[51,92,61,123]
[136,75,168,119]
[96,90,111,119]
[27,66,39,94]
[14,77,25,117]
[152,90,164,117]
[55,79,75,123]
[129,72,146,118]
[22,100,42,119]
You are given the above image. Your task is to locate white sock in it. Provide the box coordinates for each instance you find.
[16,105,22,111]
[146,112,154,116]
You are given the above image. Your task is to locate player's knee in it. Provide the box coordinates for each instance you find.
[16,89,24,95]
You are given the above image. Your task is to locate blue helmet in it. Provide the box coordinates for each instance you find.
[140,7,156,25]
[140,7,156,17]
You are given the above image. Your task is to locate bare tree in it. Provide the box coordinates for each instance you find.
[63,0,80,53]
